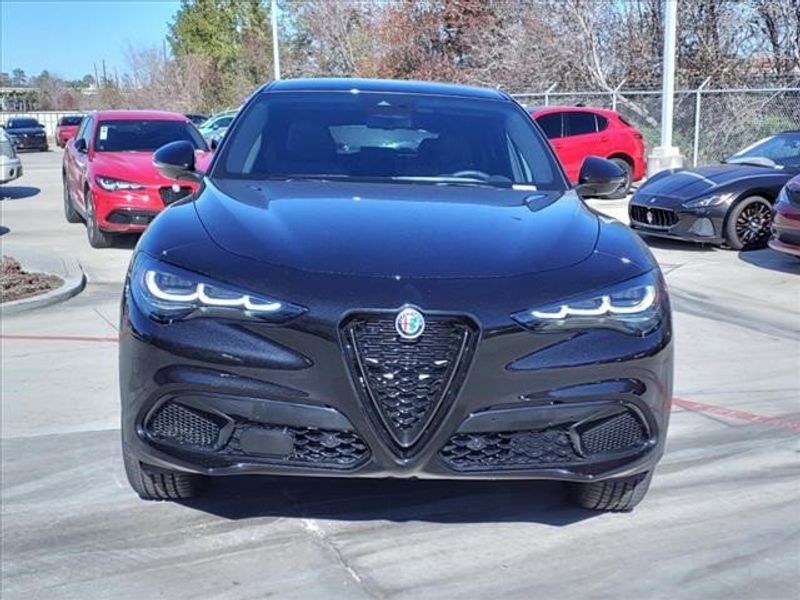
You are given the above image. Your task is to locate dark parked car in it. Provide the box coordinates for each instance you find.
[629,131,800,250]
[4,117,48,151]
[120,78,673,512]
[769,174,800,258]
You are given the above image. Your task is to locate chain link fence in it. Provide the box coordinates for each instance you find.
[513,85,800,167]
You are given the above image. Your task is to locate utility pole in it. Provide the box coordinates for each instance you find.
[271,0,281,80]
[647,0,683,175]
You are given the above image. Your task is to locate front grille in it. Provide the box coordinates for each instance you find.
[345,315,472,448]
[578,411,646,455]
[441,429,579,470]
[440,409,648,472]
[146,402,227,448]
[159,186,193,205]
[226,424,369,468]
[630,205,678,228]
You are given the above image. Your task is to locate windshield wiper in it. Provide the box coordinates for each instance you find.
[391,176,513,189]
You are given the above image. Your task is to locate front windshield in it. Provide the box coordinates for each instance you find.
[8,118,40,129]
[94,119,207,152]
[728,133,800,168]
[213,91,565,189]
[60,116,83,126]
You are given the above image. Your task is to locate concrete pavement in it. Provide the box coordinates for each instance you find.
[2,151,799,599]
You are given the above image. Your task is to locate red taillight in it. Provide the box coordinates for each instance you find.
[634,131,643,140]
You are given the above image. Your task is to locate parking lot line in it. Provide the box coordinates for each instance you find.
[673,397,800,433]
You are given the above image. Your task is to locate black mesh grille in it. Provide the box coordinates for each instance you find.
[631,205,678,228]
[146,402,226,448]
[159,186,193,205]
[440,430,579,470]
[440,409,648,472]
[226,424,369,468]
[579,411,646,455]
[346,316,470,448]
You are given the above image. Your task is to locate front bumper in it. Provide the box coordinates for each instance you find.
[121,287,673,483]
[0,156,22,184]
[629,201,726,245]
[94,184,195,232]
[10,136,48,151]
[769,206,800,257]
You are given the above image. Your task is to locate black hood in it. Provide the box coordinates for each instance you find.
[638,163,792,201]
[194,179,599,279]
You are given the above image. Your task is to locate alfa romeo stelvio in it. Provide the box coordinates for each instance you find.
[120,79,673,511]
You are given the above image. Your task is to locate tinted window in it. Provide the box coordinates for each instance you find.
[596,114,608,132]
[565,112,597,137]
[536,113,563,139]
[94,120,207,152]
[729,133,800,168]
[214,91,564,190]
[59,116,83,126]
[7,118,41,129]
[79,117,94,148]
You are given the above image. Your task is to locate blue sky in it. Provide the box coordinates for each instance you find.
[1,0,182,81]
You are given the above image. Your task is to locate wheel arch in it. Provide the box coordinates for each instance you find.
[722,188,776,231]
[607,152,634,167]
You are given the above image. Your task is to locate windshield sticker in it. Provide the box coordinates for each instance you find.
[99,126,108,141]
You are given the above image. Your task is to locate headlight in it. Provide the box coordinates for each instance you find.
[682,194,725,209]
[511,271,664,336]
[129,254,306,323]
[96,176,145,192]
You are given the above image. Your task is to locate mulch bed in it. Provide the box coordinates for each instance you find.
[1,255,63,303]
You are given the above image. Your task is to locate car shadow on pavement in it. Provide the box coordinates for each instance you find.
[0,186,41,201]
[182,474,598,526]
[738,248,800,274]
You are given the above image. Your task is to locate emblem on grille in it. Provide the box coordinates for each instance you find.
[646,210,654,224]
[395,307,425,340]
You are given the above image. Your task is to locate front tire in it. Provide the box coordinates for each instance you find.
[725,195,772,251]
[123,446,208,500]
[564,471,653,511]
[84,189,115,248]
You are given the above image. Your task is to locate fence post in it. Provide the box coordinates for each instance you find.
[693,77,711,167]
[544,83,557,107]
[611,79,626,111]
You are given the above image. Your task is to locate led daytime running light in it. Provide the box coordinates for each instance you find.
[531,285,656,319]
[144,270,282,312]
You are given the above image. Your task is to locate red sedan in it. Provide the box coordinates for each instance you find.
[62,110,211,248]
[529,106,646,198]
[769,174,800,258]
[55,115,83,148]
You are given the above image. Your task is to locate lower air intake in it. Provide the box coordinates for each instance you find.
[146,402,227,448]
[578,411,647,456]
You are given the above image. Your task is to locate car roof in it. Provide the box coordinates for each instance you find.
[92,110,189,122]
[263,78,510,101]
[530,105,619,117]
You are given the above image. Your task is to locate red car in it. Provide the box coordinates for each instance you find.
[62,110,211,248]
[55,115,84,148]
[529,106,646,198]
[769,174,800,258]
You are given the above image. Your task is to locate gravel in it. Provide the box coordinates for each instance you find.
[0,255,63,303]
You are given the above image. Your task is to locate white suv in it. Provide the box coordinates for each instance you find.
[0,129,23,184]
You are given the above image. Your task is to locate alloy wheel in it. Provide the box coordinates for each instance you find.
[734,199,772,248]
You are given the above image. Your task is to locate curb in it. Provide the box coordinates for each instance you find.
[1,251,87,315]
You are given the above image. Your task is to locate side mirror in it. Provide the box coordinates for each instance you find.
[575,156,626,197]
[74,138,87,153]
[153,140,202,183]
